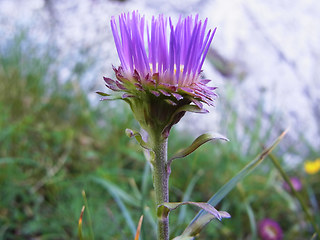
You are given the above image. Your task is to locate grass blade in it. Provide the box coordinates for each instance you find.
[178,172,202,225]
[134,215,144,240]
[78,206,85,240]
[92,177,137,238]
[82,190,95,240]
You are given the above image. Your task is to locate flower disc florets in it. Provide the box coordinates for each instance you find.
[98,11,217,136]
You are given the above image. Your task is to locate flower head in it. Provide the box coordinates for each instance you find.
[98,11,216,136]
[304,158,320,175]
[258,218,283,240]
[282,177,302,192]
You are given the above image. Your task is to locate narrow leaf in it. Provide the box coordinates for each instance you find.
[157,202,230,221]
[168,132,229,165]
[181,129,287,237]
[134,215,144,240]
[93,177,137,238]
[163,105,208,135]
[125,129,151,151]
[126,129,155,164]
[99,95,123,101]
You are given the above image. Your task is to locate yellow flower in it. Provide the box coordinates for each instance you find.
[304,158,320,174]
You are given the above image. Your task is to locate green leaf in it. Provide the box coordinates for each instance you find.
[157,202,230,221]
[163,105,208,134]
[125,129,150,150]
[175,104,209,114]
[168,132,229,165]
[179,130,287,238]
[178,213,228,238]
[126,129,155,164]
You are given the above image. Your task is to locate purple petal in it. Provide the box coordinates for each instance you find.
[200,79,211,84]
[172,93,183,101]
[159,89,170,96]
[150,90,160,97]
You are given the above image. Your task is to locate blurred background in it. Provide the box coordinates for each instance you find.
[0,0,319,239]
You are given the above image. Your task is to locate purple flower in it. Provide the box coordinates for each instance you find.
[98,11,217,135]
[283,177,302,192]
[258,218,283,240]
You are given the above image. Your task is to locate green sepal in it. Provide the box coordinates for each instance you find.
[178,130,287,238]
[172,104,209,116]
[99,95,124,101]
[95,91,110,96]
[168,132,229,166]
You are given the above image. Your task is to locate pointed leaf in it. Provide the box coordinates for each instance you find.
[168,132,229,165]
[176,104,209,114]
[125,129,150,150]
[157,202,230,221]
[125,129,155,164]
[180,130,288,237]
[178,212,230,238]
[99,95,123,101]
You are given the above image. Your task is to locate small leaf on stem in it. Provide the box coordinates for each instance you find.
[168,132,229,167]
[157,201,230,221]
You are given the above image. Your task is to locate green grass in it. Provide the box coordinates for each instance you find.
[0,30,319,240]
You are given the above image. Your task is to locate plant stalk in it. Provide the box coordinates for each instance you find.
[150,130,169,240]
[269,153,320,237]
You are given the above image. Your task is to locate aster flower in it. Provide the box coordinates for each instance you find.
[98,12,223,240]
[98,11,216,136]
[258,218,283,240]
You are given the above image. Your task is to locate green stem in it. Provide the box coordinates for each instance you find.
[150,130,169,240]
[269,154,320,237]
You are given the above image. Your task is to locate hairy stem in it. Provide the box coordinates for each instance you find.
[150,130,169,240]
